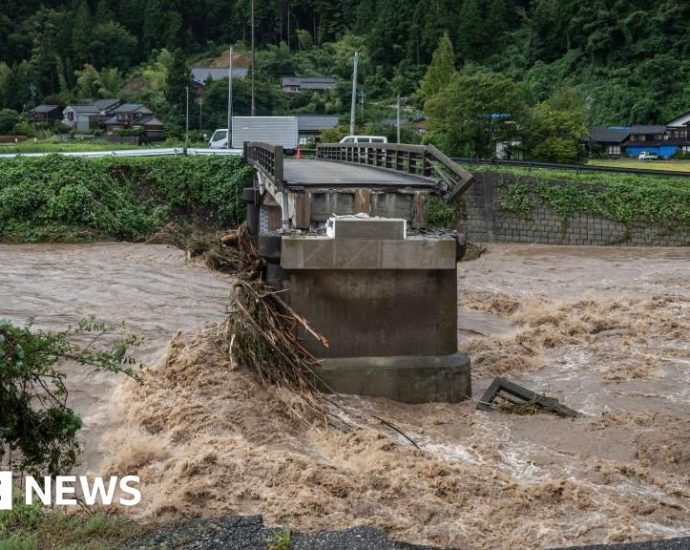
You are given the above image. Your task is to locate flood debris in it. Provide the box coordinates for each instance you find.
[147,223,262,274]
[476,377,580,418]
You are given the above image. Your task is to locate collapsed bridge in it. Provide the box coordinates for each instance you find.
[243,142,475,403]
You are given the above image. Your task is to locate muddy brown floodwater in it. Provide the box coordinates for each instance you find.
[1,242,689,549]
[0,243,230,472]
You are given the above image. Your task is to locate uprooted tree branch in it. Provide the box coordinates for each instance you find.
[0,318,142,476]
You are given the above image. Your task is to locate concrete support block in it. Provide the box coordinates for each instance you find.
[315,353,471,403]
[285,269,457,357]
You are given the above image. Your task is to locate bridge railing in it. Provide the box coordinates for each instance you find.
[316,142,474,201]
[244,142,284,190]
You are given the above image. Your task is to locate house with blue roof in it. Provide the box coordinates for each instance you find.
[591,110,690,159]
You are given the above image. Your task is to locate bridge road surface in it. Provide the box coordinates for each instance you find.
[283,159,437,188]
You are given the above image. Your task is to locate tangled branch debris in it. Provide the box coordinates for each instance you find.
[147,223,262,275]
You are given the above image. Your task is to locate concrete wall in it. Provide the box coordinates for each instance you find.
[461,171,690,246]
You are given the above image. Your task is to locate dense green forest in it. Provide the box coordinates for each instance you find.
[0,0,688,157]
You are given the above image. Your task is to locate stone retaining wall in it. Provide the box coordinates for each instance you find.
[461,171,690,246]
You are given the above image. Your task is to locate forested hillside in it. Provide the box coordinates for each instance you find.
[0,0,688,157]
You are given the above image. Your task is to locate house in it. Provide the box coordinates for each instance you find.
[590,114,690,159]
[94,99,122,122]
[281,76,337,94]
[63,104,99,132]
[623,124,681,159]
[30,104,61,124]
[665,111,690,143]
[296,114,339,144]
[590,127,630,157]
[105,103,164,140]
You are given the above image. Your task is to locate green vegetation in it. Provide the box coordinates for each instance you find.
[1,1,687,158]
[268,527,292,550]
[0,495,142,550]
[0,155,252,242]
[473,167,690,230]
[427,196,458,228]
[0,318,140,475]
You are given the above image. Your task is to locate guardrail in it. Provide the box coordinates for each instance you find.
[244,142,284,190]
[316,142,474,200]
[455,157,690,179]
[0,147,242,159]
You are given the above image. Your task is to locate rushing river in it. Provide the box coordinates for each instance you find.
[1,242,689,549]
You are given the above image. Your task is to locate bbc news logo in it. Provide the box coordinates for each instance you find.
[0,471,140,510]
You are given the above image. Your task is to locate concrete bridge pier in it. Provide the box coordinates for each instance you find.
[278,219,471,403]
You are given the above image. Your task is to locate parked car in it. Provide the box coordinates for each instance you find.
[638,151,659,160]
[339,135,388,144]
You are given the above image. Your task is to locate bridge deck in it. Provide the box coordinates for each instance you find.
[283,159,435,188]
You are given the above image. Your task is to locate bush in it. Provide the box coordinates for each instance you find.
[12,121,34,137]
[0,319,140,475]
[0,155,253,242]
[0,109,20,133]
[115,127,145,137]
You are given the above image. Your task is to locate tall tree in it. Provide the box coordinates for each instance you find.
[165,48,191,134]
[71,0,93,66]
[420,33,456,101]
[425,65,527,157]
[457,0,484,61]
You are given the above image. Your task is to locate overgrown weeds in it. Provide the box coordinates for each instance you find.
[0,155,253,242]
[0,495,142,550]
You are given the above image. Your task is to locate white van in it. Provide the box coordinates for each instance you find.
[208,129,229,148]
[339,135,388,144]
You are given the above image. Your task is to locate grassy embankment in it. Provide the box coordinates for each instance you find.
[466,164,690,229]
[588,158,690,172]
[0,155,252,242]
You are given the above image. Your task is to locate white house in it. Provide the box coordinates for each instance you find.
[62,104,99,132]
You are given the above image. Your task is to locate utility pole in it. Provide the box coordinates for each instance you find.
[185,86,189,148]
[396,94,401,144]
[349,51,359,135]
[251,0,256,116]
[227,46,233,149]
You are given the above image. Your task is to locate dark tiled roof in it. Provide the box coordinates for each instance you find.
[65,104,99,114]
[112,103,151,114]
[191,67,248,84]
[32,104,60,113]
[296,114,340,131]
[629,125,667,134]
[281,76,337,90]
[94,99,121,112]
[590,127,629,143]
